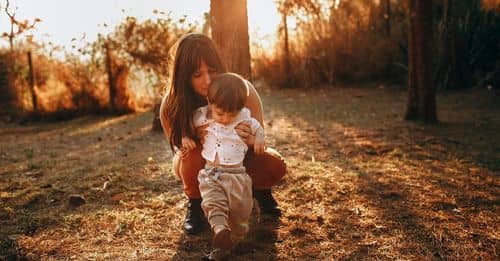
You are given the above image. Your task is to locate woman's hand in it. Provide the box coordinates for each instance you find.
[235,121,255,146]
[196,124,209,144]
[253,128,266,154]
[180,137,196,159]
[182,137,196,151]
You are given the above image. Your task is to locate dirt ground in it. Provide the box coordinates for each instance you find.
[1,85,499,260]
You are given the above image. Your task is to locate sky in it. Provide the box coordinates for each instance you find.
[0,0,281,54]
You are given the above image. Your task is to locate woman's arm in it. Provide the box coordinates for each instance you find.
[244,81,264,128]
[236,81,264,145]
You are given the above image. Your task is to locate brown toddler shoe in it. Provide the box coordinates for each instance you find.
[212,228,232,250]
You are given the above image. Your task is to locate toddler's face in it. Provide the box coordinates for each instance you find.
[210,104,239,125]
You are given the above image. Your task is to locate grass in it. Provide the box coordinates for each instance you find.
[0,85,498,260]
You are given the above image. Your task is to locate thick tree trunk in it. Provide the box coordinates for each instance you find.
[405,0,437,122]
[210,0,251,79]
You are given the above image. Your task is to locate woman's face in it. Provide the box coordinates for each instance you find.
[191,60,216,97]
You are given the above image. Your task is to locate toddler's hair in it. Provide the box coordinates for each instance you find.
[208,73,248,112]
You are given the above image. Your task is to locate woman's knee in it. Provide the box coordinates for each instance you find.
[179,146,205,177]
[265,147,286,177]
[245,147,287,188]
[177,146,205,199]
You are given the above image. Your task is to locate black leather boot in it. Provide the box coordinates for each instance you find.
[184,199,205,234]
[254,189,282,216]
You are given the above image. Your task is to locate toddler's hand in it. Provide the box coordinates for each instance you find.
[253,128,266,155]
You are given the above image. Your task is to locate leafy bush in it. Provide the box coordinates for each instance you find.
[253,0,498,89]
[0,11,197,120]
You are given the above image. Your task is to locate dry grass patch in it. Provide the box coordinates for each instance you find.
[1,85,499,260]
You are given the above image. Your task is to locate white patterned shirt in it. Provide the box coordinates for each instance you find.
[193,106,262,165]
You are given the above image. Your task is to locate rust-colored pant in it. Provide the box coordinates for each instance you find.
[173,145,286,199]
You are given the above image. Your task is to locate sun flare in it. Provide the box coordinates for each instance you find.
[247,0,281,51]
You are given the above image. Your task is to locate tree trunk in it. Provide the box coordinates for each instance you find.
[0,58,10,113]
[104,43,116,112]
[282,12,292,87]
[405,0,437,122]
[27,51,37,112]
[210,0,251,79]
[151,103,163,131]
[444,0,458,89]
[385,0,391,37]
[9,18,14,51]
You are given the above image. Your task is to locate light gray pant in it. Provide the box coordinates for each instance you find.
[198,165,253,241]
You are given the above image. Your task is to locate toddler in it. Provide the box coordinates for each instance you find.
[182,73,265,259]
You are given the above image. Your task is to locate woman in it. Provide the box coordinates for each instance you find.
[160,33,286,234]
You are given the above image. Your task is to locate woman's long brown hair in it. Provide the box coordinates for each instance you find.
[161,33,226,151]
